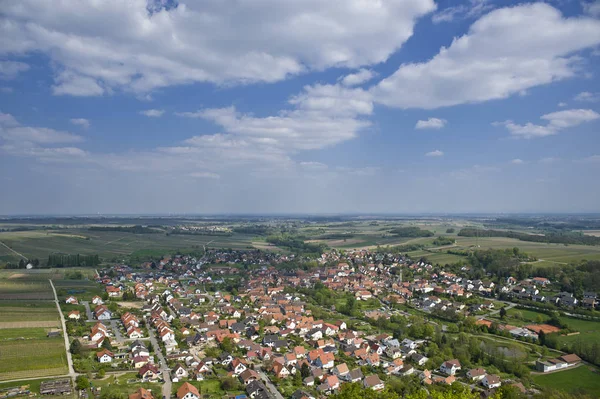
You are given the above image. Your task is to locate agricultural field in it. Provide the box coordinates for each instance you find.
[0,271,68,381]
[0,228,256,265]
[453,236,600,264]
[533,365,600,397]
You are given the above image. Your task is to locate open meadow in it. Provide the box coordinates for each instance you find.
[533,365,600,397]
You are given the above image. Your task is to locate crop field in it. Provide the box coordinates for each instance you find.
[452,236,600,264]
[0,229,256,264]
[0,273,68,381]
[0,339,67,381]
[533,365,600,396]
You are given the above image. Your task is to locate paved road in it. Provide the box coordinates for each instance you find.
[255,366,284,399]
[82,301,94,321]
[49,279,76,382]
[109,320,125,344]
[147,321,171,399]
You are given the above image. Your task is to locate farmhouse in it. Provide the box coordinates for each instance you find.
[65,296,78,304]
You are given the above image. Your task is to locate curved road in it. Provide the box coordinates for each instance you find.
[49,279,76,382]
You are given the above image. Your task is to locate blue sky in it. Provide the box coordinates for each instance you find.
[1,0,600,214]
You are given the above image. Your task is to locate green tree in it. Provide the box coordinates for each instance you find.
[76,375,90,390]
[499,307,507,319]
[70,339,82,355]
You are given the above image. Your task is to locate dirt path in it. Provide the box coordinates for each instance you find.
[0,240,26,259]
[49,279,76,382]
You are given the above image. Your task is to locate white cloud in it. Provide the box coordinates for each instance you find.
[140,109,165,117]
[583,1,600,17]
[510,158,524,164]
[558,102,567,107]
[496,109,600,138]
[0,0,435,95]
[0,112,87,162]
[188,171,220,179]
[178,83,373,151]
[70,118,90,129]
[432,0,493,24]
[52,71,104,96]
[415,117,447,129]
[373,3,600,109]
[425,150,444,157]
[539,157,560,164]
[0,61,29,79]
[339,69,376,87]
[300,161,328,171]
[574,91,600,102]
[576,154,600,163]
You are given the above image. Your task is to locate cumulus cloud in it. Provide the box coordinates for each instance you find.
[0,0,435,95]
[579,154,600,163]
[178,83,373,151]
[339,69,376,87]
[70,118,90,129]
[425,150,444,157]
[510,158,524,164]
[558,102,567,107]
[415,117,447,129]
[373,3,600,109]
[140,109,165,117]
[0,61,29,79]
[495,109,600,138]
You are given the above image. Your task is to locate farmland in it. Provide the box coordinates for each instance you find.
[0,228,256,265]
[0,271,68,381]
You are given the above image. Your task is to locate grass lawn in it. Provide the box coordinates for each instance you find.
[533,365,600,396]
[556,317,600,346]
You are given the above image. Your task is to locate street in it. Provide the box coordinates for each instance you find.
[255,366,284,399]
[147,320,171,399]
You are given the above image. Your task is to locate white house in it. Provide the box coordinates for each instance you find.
[482,374,501,389]
[440,359,461,375]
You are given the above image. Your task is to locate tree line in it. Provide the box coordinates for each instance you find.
[47,253,100,267]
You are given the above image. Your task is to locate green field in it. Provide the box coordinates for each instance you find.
[556,316,600,346]
[533,365,600,396]
[0,229,256,264]
[0,273,68,381]
[454,237,600,264]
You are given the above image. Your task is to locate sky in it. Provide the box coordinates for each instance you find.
[1,0,600,215]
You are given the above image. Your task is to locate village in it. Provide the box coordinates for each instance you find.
[52,247,598,399]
